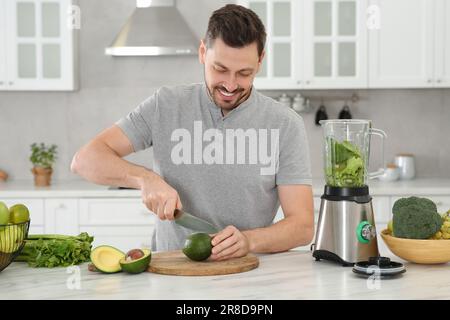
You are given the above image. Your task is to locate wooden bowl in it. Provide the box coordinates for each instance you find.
[380,229,450,264]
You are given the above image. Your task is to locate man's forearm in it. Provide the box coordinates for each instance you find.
[71,141,156,189]
[243,216,314,253]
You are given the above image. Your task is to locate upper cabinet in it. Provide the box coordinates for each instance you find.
[303,0,368,89]
[243,0,303,89]
[0,0,6,89]
[240,0,450,89]
[1,0,77,91]
[368,0,434,88]
[434,0,450,87]
[240,0,367,89]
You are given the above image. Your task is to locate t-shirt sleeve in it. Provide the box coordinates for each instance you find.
[115,93,157,152]
[275,112,312,185]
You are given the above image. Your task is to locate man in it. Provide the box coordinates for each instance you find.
[71,4,314,261]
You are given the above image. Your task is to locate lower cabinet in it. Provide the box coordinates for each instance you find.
[79,226,154,253]
[78,198,155,252]
[1,197,155,252]
[44,198,79,235]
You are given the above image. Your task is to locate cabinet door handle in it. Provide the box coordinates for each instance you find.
[427,79,432,83]
[58,203,66,210]
[436,79,442,83]
[8,81,13,85]
[306,80,311,85]
[0,81,3,85]
[297,80,302,85]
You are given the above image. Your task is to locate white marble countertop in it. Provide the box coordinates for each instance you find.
[1,250,449,300]
[0,178,449,198]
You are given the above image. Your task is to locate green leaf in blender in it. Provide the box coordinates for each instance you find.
[326,138,364,187]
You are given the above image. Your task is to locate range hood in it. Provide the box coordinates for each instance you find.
[105,0,198,56]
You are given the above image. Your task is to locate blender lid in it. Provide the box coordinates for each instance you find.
[352,257,406,278]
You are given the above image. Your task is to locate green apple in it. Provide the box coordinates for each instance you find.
[0,202,9,227]
[0,225,24,253]
[9,204,30,224]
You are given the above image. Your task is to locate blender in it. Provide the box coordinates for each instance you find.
[312,119,387,266]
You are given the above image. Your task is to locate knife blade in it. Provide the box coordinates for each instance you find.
[173,209,219,234]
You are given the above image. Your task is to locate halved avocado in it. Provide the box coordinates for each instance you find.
[119,249,151,274]
[90,245,125,273]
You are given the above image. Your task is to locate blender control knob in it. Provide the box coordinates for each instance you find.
[356,221,375,244]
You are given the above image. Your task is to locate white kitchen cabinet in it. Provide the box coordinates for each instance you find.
[0,0,6,89]
[241,0,367,89]
[79,198,155,226]
[303,0,368,89]
[242,0,450,89]
[44,198,79,235]
[2,0,77,91]
[79,198,155,251]
[240,0,302,90]
[368,0,434,88]
[79,226,154,253]
[434,0,450,87]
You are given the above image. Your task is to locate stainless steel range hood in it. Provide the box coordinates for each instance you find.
[105,0,198,56]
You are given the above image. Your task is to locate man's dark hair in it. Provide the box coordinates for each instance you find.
[205,4,266,57]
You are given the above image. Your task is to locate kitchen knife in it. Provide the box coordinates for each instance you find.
[173,209,219,234]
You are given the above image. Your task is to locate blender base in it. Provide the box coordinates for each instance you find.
[312,186,380,266]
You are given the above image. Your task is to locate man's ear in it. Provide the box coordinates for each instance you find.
[198,39,207,64]
[257,50,265,73]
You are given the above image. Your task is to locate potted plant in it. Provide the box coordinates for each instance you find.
[29,143,58,186]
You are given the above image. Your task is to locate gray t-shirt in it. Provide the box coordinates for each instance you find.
[116,83,311,251]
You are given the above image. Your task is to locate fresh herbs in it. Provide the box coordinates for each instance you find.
[15,233,94,267]
[326,138,364,187]
[30,143,58,168]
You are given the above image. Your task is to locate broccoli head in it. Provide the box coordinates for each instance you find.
[392,196,437,215]
[393,204,443,239]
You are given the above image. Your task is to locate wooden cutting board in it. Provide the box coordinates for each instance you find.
[147,250,259,276]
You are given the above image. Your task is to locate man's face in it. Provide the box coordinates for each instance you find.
[199,37,264,113]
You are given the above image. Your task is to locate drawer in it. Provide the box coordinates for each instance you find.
[79,198,156,226]
[80,226,155,252]
[2,198,44,225]
[391,195,450,214]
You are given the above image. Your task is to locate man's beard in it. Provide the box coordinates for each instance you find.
[204,73,251,111]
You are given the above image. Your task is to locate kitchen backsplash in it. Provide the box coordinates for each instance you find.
[0,0,449,181]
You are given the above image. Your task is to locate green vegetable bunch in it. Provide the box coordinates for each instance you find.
[15,233,94,267]
[392,197,443,239]
[326,138,364,187]
[30,143,58,168]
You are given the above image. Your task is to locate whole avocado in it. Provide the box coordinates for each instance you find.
[393,204,443,239]
[183,233,212,261]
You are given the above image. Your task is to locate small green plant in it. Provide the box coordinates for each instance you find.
[30,143,58,168]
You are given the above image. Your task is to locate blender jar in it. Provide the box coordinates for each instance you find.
[320,119,386,187]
